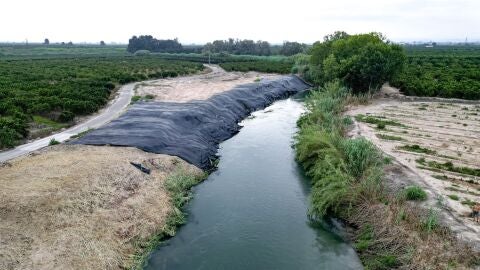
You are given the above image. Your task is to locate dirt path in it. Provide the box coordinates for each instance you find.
[346,87,480,250]
[0,82,136,163]
[0,65,276,163]
[135,64,280,102]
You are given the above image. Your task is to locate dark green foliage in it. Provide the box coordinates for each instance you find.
[308,32,405,92]
[391,46,480,99]
[219,60,293,74]
[0,55,203,148]
[279,41,307,56]
[48,138,60,145]
[402,186,427,201]
[448,194,459,201]
[295,81,384,218]
[203,38,271,56]
[127,35,183,53]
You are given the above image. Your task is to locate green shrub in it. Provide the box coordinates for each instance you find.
[0,127,19,148]
[342,137,381,179]
[59,111,75,122]
[448,194,459,201]
[403,186,427,201]
[49,138,60,145]
[309,32,405,92]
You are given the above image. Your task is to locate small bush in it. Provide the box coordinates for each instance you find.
[448,194,459,201]
[49,138,60,145]
[131,96,142,103]
[403,186,427,201]
[377,123,386,129]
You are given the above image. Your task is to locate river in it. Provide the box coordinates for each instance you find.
[144,96,362,269]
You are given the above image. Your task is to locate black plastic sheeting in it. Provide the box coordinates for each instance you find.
[73,76,310,170]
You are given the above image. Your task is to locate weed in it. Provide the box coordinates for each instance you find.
[48,138,60,145]
[397,144,436,155]
[448,194,459,201]
[377,123,386,129]
[376,134,404,141]
[355,114,404,127]
[403,186,427,201]
[461,199,476,207]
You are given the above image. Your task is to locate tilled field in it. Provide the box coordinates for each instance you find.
[348,99,480,247]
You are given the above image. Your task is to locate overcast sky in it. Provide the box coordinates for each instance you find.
[2,0,479,44]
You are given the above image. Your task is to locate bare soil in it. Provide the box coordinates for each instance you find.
[0,145,202,270]
[135,64,280,102]
[347,86,480,250]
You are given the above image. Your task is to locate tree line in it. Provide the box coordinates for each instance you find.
[127,35,307,56]
[127,35,183,53]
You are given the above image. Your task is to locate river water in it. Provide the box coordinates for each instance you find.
[145,96,362,270]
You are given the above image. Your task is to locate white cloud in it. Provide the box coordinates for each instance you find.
[1,0,478,43]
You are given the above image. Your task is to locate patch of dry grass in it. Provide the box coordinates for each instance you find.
[351,196,478,269]
[0,145,202,270]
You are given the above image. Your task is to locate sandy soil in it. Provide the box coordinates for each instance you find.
[135,64,281,102]
[0,145,202,270]
[346,87,480,249]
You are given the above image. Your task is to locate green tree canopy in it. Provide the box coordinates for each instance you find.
[308,32,405,92]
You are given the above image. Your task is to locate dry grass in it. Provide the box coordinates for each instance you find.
[0,145,202,270]
[351,197,478,269]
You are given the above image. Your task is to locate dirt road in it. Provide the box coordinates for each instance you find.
[135,64,280,102]
[0,82,135,163]
[0,65,277,163]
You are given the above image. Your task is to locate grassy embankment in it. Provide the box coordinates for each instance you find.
[131,169,207,269]
[295,81,478,269]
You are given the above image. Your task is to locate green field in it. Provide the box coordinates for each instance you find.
[392,45,480,99]
[0,44,128,59]
[0,54,203,148]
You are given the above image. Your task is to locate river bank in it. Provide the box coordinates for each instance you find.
[0,70,311,269]
[294,81,479,269]
[144,97,362,269]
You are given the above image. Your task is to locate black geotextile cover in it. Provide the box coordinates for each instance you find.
[73,75,310,170]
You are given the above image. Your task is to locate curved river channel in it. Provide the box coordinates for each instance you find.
[145,96,362,269]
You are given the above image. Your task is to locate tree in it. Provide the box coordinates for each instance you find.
[127,35,183,53]
[202,39,272,55]
[100,40,106,46]
[308,32,405,92]
[44,38,49,45]
[279,41,306,56]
